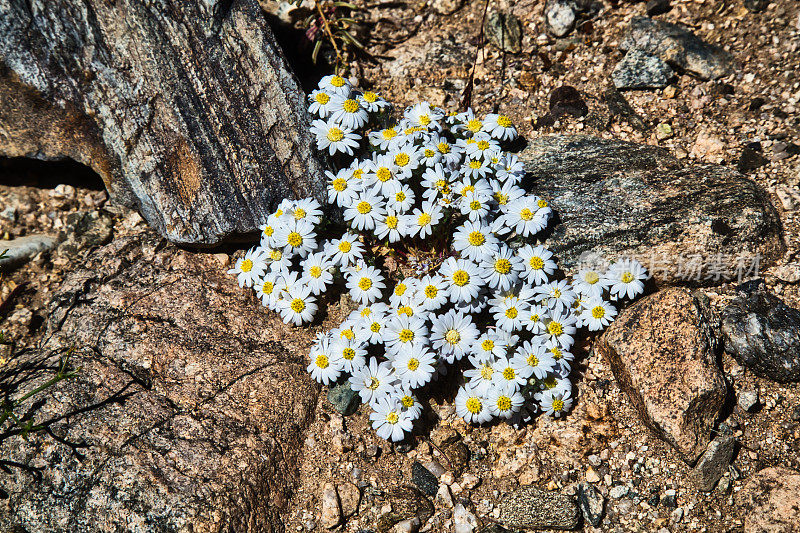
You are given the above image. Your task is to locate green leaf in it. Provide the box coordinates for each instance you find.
[312,39,323,64]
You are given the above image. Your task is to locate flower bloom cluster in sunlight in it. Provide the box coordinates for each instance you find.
[228,73,648,441]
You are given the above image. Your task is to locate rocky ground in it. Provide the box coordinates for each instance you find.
[1,0,799,532]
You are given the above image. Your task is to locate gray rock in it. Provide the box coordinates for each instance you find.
[328,381,361,415]
[545,0,577,37]
[737,143,769,173]
[691,435,736,491]
[485,11,523,54]
[321,483,342,528]
[721,286,800,382]
[738,390,759,412]
[57,210,114,255]
[520,135,784,286]
[609,485,630,499]
[662,489,677,508]
[411,462,439,497]
[0,234,57,271]
[612,49,675,90]
[577,482,605,527]
[620,16,735,80]
[0,232,319,532]
[453,503,479,533]
[498,485,580,530]
[0,205,16,222]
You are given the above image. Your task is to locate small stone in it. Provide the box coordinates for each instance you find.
[691,132,725,163]
[670,507,684,523]
[603,88,648,132]
[52,183,77,199]
[775,185,800,211]
[390,517,421,533]
[411,462,439,497]
[609,485,629,499]
[435,484,454,508]
[544,0,576,37]
[484,11,523,54]
[453,503,479,533]
[441,472,455,486]
[549,85,588,118]
[691,435,736,492]
[656,123,673,140]
[327,382,361,416]
[737,143,769,173]
[585,467,601,483]
[0,206,16,222]
[423,460,446,479]
[662,489,677,508]
[738,390,759,412]
[339,482,361,519]
[612,50,674,90]
[364,444,381,460]
[498,485,580,530]
[320,483,341,529]
[646,0,671,16]
[462,473,480,490]
[744,0,768,13]
[577,482,605,527]
[431,0,464,15]
[0,234,57,272]
[663,85,677,98]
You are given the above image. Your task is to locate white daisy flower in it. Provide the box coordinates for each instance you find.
[389,143,422,179]
[464,133,500,161]
[413,274,450,312]
[364,153,400,197]
[386,182,415,213]
[580,297,618,331]
[455,108,485,135]
[534,280,577,314]
[259,220,278,249]
[389,278,419,307]
[490,179,526,212]
[503,196,548,237]
[518,244,557,285]
[326,168,361,207]
[480,246,523,291]
[419,141,443,168]
[368,125,401,151]
[370,397,413,442]
[494,153,525,184]
[310,117,361,156]
[349,357,395,405]
[344,189,386,231]
[490,295,529,333]
[421,163,452,203]
[375,210,409,243]
[405,101,443,130]
[439,257,482,303]
[307,336,342,385]
[358,303,390,345]
[329,93,370,130]
[454,177,494,200]
[536,389,573,418]
[453,220,499,262]
[513,340,557,380]
[491,356,531,393]
[228,247,267,288]
[319,73,351,96]
[346,265,386,305]
[606,259,648,299]
[464,357,498,396]
[308,89,334,117]
[409,200,443,239]
[522,304,550,334]
[289,198,323,225]
[274,218,316,259]
[573,266,612,298]
[487,387,525,418]
[254,270,282,309]
[394,386,424,420]
[393,347,437,389]
[358,90,391,113]
[461,157,491,180]
[539,309,578,349]
[460,190,492,222]
[326,232,365,267]
[300,252,334,295]
[541,373,573,396]
[385,314,429,355]
[279,284,318,326]
[455,383,493,424]
[331,339,367,374]
[470,331,506,361]
[484,113,518,141]
[430,309,479,363]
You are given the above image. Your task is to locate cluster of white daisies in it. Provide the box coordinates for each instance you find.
[228,74,648,442]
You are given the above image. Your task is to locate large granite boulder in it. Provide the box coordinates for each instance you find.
[0,232,318,532]
[521,136,784,285]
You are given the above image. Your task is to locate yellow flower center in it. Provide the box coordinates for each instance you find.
[548,321,563,336]
[622,272,634,283]
[402,395,415,408]
[477,140,491,150]
[398,305,414,316]
[538,199,548,208]
[343,99,359,113]
[240,259,253,272]
[552,398,565,412]
[315,354,329,368]
[480,365,493,380]
[358,278,372,291]
[361,308,372,317]
[469,200,481,211]
[290,298,305,313]
[330,76,345,87]
[367,377,380,390]
[462,185,475,195]
[529,256,544,270]
[502,367,515,380]
[357,201,372,214]
[341,329,355,340]
[424,149,435,158]
[497,115,512,128]
[309,266,322,278]
[552,288,562,298]
[481,339,495,351]
[550,347,562,359]
[505,307,518,319]
[395,191,406,202]
[352,168,364,180]
[468,231,485,246]
[437,142,451,154]
[386,215,398,229]
[269,249,282,261]
[445,329,461,345]
[467,119,482,132]
[527,353,539,367]
[495,192,509,205]
[262,281,274,294]
[419,114,431,126]
[332,178,347,192]
[424,285,438,298]
[465,397,482,414]
[338,240,352,253]
[468,159,482,169]
[386,411,399,424]
[399,328,415,343]
[418,213,432,226]
[592,306,606,319]
[520,208,533,221]
[376,167,392,182]
[497,396,512,411]
[585,271,600,284]
[327,128,344,142]
[263,225,274,236]
[407,358,420,371]
[287,231,303,247]
[294,208,306,220]
[315,92,330,104]
[494,259,511,274]
[395,153,410,167]
[452,270,469,287]
[370,322,382,333]
[395,284,407,296]
[382,128,397,140]
[530,313,540,322]
[342,348,355,360]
